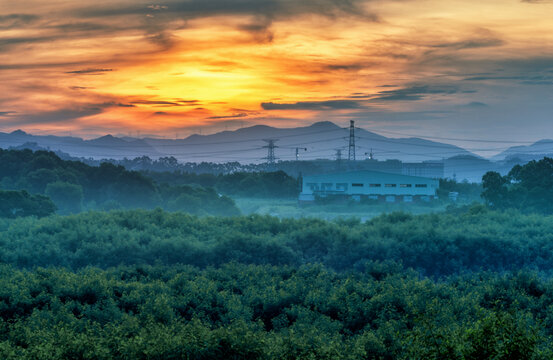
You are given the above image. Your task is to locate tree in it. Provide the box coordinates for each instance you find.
[45,181,83,214]
[0,190,56,218]
[481,171,509,208]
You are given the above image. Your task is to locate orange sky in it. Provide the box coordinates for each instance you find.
[1,0,553,147]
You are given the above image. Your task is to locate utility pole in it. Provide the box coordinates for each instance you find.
[263,139,278,165]
[335,148,343,170]
[295,147,307,161]
[365,148,374,160]
[348,120,356,161]
[335,149,343,161]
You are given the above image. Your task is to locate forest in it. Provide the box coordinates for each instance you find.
[2,151,553,358]
[0,208,553,358]
[0,149,239,216]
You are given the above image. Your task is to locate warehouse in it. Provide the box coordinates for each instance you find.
[299,170,439,203]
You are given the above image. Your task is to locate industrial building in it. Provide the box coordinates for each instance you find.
[299,170,439,203]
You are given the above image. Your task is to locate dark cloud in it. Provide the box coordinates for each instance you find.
[113,103,136,108]
[373,85,460,101]
[48,22,117,33]
[0,111,16,117]
[431,38,504,50]
[237,18,274,43]
[66,68,114,75]
[69,86,92,90]
[324,63,366,71]
[76,0,374,20]
[0,14,39,29]
[73,0,377,43]
[207,113,249,119]
[262,100,364,110]
[0,61,96,71]
[0,102,132,126]
[2,108,102,126]
[461,101,488,108]
[131,100,183,106]
[462,58,553,85]
[0,36,58,50]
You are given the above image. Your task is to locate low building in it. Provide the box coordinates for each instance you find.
[299,170,439,203]
[402,161,444,178]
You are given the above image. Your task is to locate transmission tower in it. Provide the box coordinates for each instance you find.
[348,120,356,161]
[262,139,279,164]
[295,147,307,161]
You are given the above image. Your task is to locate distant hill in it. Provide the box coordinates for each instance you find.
[0,122,476,163]
[0,130,161,160]
[492,139,553,162]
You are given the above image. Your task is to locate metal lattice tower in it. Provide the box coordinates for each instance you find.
[263,139,279,164]
[348,120,356,161]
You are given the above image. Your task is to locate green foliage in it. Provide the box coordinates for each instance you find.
[0,189,56,218]
[482,157,553,213]
[0,264,551,359]
[438,178,482,203]
[145,170,300,198]
[1,207,553,276]
[0,149,240,216]
[45,181,83,214]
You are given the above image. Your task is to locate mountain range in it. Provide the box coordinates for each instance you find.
[1,122,553,180]
[0,122,478,163]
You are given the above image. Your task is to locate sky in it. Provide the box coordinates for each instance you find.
[1,0,553,155]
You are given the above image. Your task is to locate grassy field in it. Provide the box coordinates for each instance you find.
[233,197,450,220]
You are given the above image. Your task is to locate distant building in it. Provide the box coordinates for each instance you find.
[402,161,444,178]
[299,170,439,203]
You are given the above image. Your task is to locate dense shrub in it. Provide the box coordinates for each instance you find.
[0,206,553,276]
[0,263,551,359]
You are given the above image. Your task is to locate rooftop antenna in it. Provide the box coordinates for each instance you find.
[348,120,356,161]
[295,147,307,161]
[262,139,279,165]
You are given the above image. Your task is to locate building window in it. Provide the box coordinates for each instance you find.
[336,183,348,191]
[415,184,428,188]
[307,183,319,191]
[400,184,412,188]
[322,183,333,191]
[385,184,396,187]
[369,183,381,187]
[352,183,364,187]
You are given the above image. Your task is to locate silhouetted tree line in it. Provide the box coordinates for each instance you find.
[482,157,553,213]
[0,149,239,216]
[145,170,300,198]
